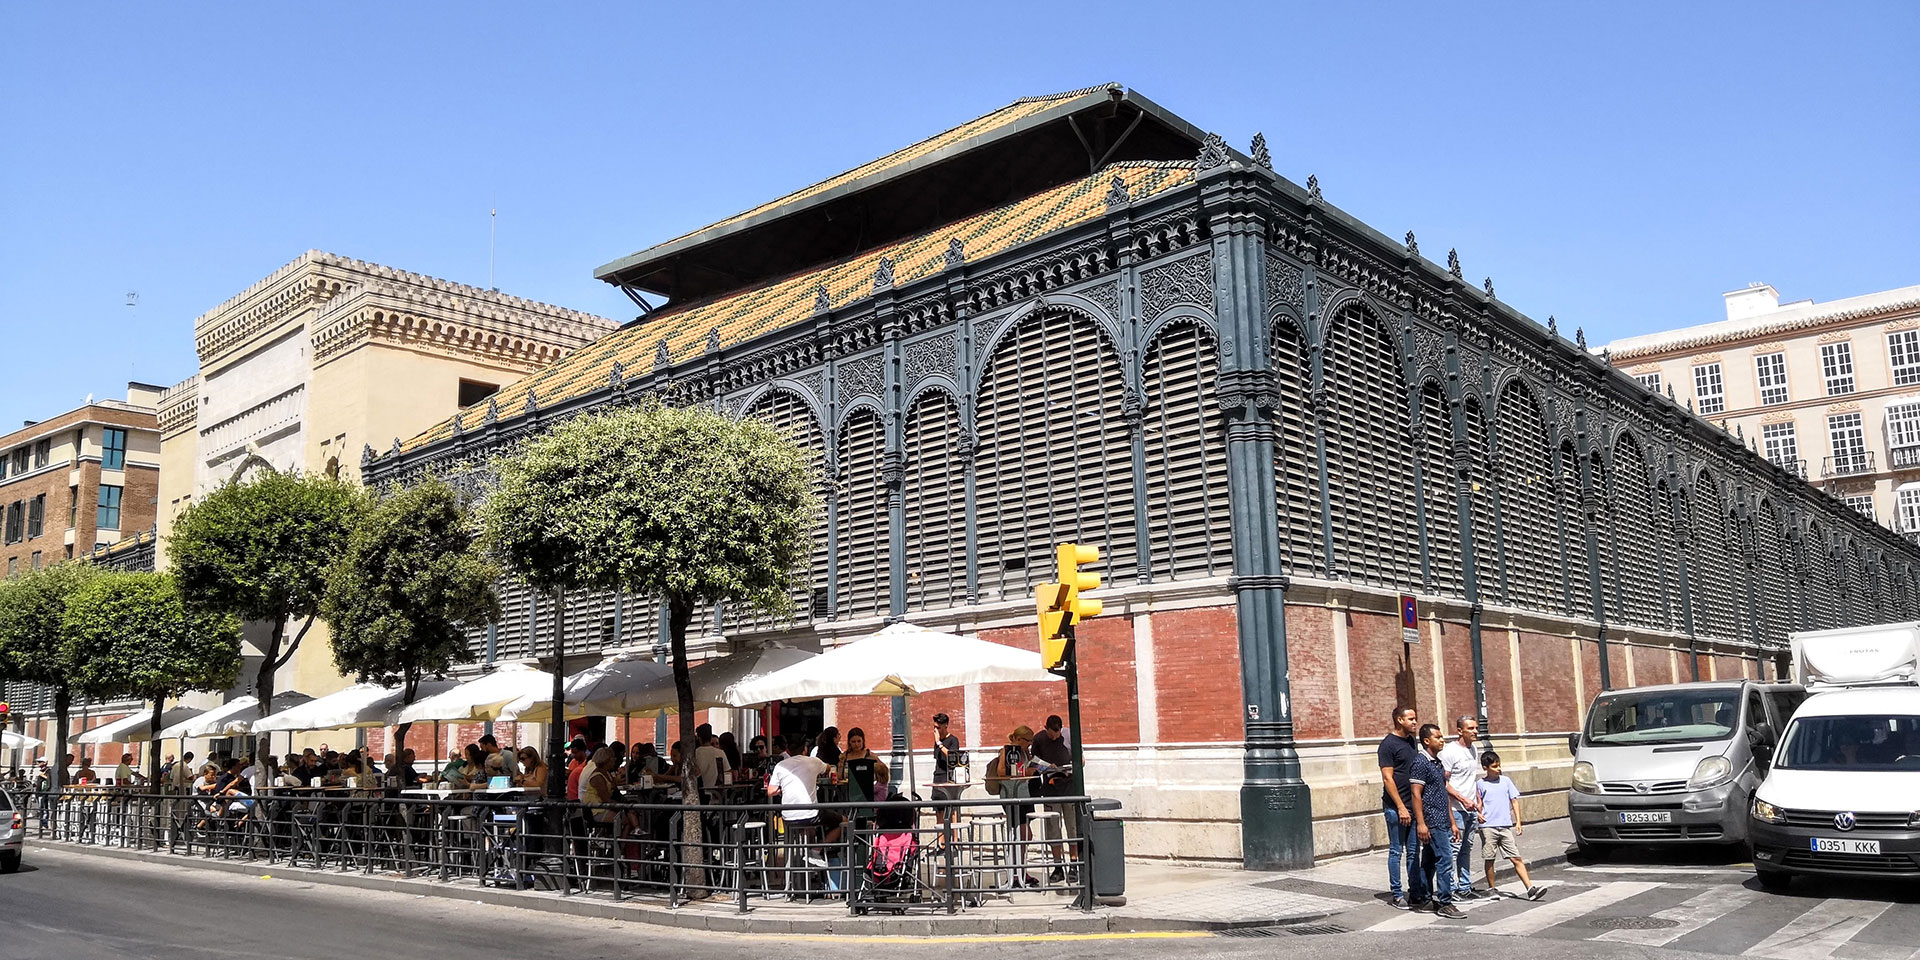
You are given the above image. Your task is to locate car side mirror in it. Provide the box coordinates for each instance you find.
[1751,724,1776,749]
[1567,733,1581,754]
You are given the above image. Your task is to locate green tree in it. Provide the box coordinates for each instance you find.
[322,478,501,760]
[62,572,242,781]
[167,469,366,768]
[0,563,98,789]
[481,402,817,889]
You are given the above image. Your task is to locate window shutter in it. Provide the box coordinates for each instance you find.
[834,409,887,622]
[1323,307,1420,590]
[735,389,828,632]
[1689,473,1739,642]
[904,391,964,611]
[1752,502,1792,650]
[1555,442,1590,617]
[1269,320,1319,574]
[1419,383,1463,595]
[1493,383,1556,611]
[1142,323,1230,581]
[1609,437,1662,628]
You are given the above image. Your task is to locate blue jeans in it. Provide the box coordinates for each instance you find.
[1383,805,1428,902]
[1452,808,1479,890]
[1420,822,1458,904]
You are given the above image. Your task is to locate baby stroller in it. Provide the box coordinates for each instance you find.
[850,787,926,915]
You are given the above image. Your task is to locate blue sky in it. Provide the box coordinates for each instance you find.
[2,3,1914,429]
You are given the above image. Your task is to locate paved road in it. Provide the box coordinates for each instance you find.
[1328,846,1920,958]
[7,845,1714,960]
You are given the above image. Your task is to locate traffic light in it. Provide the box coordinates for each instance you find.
[1035,543,1103,670]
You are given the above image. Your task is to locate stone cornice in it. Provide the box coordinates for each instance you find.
[1611,294,1920,361]
[157,376,198,440]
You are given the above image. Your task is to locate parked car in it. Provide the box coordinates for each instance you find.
[1750,623,1920,890]
[1,787,21,873]
[1568,679,1804,854]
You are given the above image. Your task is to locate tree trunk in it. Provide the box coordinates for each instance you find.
[147,700,164,788]
[393,672,419,774]
[668,595,706,895]
[546,587,567,801]
[52,686,70,792]
[252,617,287,780]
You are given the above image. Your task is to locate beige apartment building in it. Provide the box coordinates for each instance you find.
[157,250,617,713]
[1607,282,1920,537]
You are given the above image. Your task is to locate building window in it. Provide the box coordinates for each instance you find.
[32,439,49,469]
[66,487,76,527]
[1828,412,1868,474]
[1900,485,1920,533]
[26,494,43,539]
[5,558,13,578]
[1693,362,1725,414]
[0,455,9,481]
[9,449,25,475]
[1761,422,1799,470]
[1891,331,1920,386]
[96,485,122,530]
[457,380,500,408]
[1755,352,1789,405]
[1821,342,1855,396]
[63,544,72,561]
[1842,494,1876,520]
[29,551,40,571]
[1634,371,1662,394]
[3,501,19,543]
[100,428,127,470]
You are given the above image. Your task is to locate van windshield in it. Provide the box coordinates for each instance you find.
[1777,715,1920,771]
[1584,689,1740,745]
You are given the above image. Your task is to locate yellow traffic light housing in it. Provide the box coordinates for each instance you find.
[1035,543,1103,670]
[1056,543,1103,622]
[1036,582,1071,669]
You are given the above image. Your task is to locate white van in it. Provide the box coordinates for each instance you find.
[1749,622,1920,889]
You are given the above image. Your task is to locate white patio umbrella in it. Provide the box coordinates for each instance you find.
[74,707,202,744]
[496,655,675,723]
[394,662,555,724]
[158,691,317,740]
[725,621,1060,794]
[619,644,817,713]
[251,680,456,733]
[2,731,41,750]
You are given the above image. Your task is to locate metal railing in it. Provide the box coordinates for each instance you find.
[1892,445,1920,469]
[1823,451,1876,478]
[23,788,1095,915]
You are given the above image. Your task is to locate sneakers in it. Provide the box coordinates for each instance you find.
[1388,896,1411,911]
[1454,888,1481,901]
[1435,902,1467,919]
[1526,885,1545,901]
[1049,866,1065,884]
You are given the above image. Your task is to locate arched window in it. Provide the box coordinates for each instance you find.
[1804,520,1840,630]
[1419,382,1462,595]
[1590,451,1618,620]
[1464,399,1498,595]
[1269,319,1319,574]
[834,408,887,622]
[1493,381,1555,611]
[1655,480,1685,630]
[975,311,1135,602]
[1142,322,1230,580]
[1556,439,1591,617]
[1322,306,1420,590]
[1690,470,1739,641]
[1610,435,1662,628]
[735,389,828,630]
[904,390,964,612]
[1752,500,1793,650]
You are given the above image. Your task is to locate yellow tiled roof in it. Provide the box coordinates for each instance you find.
[640,86,1116,254]
[405,161,1193,452]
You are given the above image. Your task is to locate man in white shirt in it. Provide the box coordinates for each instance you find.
[766,751,843,882]
[692,732,731,798]
[1436,715,1483,898]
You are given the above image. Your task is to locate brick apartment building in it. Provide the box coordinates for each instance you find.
[0,383,162,576]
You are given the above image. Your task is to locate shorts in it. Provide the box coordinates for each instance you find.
[931,785,963,802]
[1480,825,1520,860]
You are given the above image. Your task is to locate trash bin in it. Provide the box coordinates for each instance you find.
[1088,797,1125,898]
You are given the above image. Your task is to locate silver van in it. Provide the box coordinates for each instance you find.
[1567,680,1805,853]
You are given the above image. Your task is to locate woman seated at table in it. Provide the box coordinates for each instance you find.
[811,727,842,767]
[579,747,639,843]
[515,747,549,795]
[837,727,889,805]
[446,744,488,790]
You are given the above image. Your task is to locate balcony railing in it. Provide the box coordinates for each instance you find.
[1893,445,1920,469]
[1823,451,1876,477]
[1768,457,1807,479]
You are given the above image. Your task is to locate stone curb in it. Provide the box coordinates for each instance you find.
[34,841,1335,936]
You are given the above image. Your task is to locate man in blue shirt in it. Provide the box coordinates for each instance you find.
[1376,705,1425,909]
[1409,723,1466,919]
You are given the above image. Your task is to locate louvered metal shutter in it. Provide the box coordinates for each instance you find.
[1804,523,1839,630]
[1555,442,1590,617]
[1143,323,1230,580]
[975,311,1136,602]
[1269,321,1320,574]
[1752,502,1793,648]
[1610,437,1663,628]
[1590,453,1620,620]
[834,409,888,622]
[734,390,828,632]
[1656,482,1685,630]
[904,390,964,612]
[1690,475,1739,642]
[1494,384,1556,611]
[1323,307,1420,590]
[1843,546,1868,625]
[1465,400,1497,596]
[1419,383,1464,596]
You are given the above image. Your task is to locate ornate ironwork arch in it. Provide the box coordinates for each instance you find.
[736,380,828,434]
[973,298,1125,396]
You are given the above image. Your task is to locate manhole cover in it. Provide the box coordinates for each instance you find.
[1217,924,1350,938]
[1587,916,1680,931]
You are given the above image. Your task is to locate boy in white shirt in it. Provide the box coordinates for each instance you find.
[1476,751,1543,901]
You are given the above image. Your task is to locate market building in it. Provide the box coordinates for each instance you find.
[366,84,1917,867]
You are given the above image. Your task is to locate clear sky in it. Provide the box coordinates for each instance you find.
[2,3,1914,429]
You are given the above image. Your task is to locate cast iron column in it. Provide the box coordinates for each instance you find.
[1199,154,1312,869]
[1441,321,1491,742]
[1573,393,1614,690]
[877,265,909,770]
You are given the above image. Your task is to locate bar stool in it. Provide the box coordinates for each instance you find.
[723,819,770,896]
[1025,809,1063,889]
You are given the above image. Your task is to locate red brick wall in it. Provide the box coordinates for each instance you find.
[1631,646,1673,687]
[1483,630,1515,735]
[1439,621,1475,729]
[1285,604,1339,740]
[1150,606,1241,743]
[1519,633,1577,732]
[1347,610,1422,736]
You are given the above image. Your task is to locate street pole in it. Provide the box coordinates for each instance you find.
[1061,626,1085,797]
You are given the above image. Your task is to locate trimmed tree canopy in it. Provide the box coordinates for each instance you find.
[324,479,501,697]
[169,469,366,623]
[480,402,819,609]
[62,572,242,702]
[0,563,98,686]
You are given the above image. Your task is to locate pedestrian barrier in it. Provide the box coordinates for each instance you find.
[23,788,1094,915]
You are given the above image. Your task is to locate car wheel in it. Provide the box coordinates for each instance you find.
[0,852,18,874]
[1755,866,1791,892]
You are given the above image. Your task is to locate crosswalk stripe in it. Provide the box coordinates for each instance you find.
[1471,881,1662,937]
[1595,885,1768,946]
[1366,909,1440,931]
[1740,898,1894,960]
